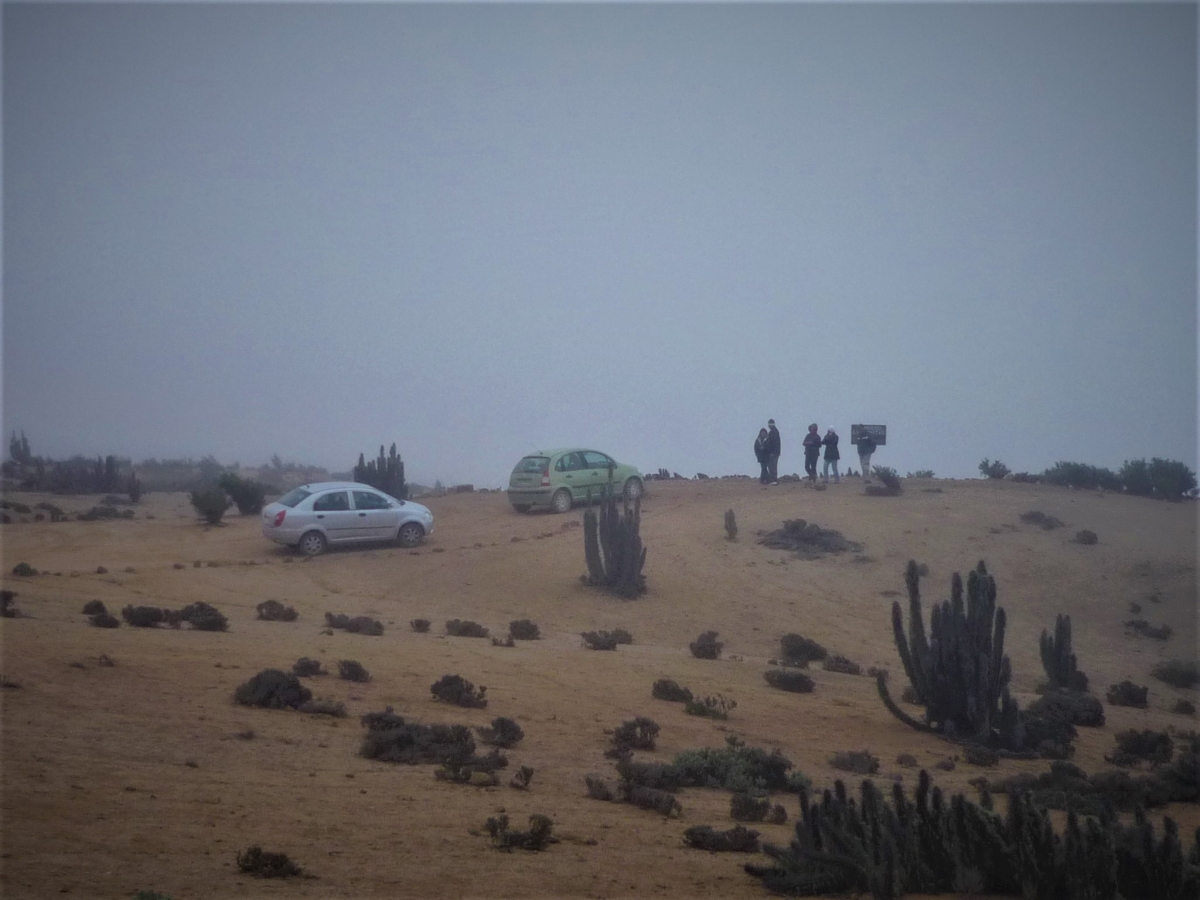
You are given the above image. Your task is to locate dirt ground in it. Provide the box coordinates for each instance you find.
[2,478,1197,899]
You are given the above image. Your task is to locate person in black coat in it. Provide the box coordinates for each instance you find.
[765,419,781,485]
[821,428,841,483]
[754,428,770,485]
[802,423,822,483]
[857,431,877,479]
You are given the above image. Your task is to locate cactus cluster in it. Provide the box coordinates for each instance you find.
[878,560,1022,750]
[1040,614,1089,692]
[582,489,646,598]
[745,771,1200,899]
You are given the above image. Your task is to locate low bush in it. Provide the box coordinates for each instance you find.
[730,792,770,822]
[122,605,166,628]
[896,753,918,767]
[1125,619,1171,640]
[584,774,616,801]
[410,618,430,633]
[622,784,682,817]
[616,759,686,792]
[1012,472,1040,483]
[234,669,312,710]
[821,655,861,675]
[1106,729,1173,768]
[673,735,804,794]
[652,678,693,703]
[868,466,903,495]
[764,669,814,693]
[606,717,659,758]
[759,520,863,557]
[1151,659,1199,689]
[256,600,297,622]
[1106,680,1149,708]
[0,590,18,618]
[683,824,760,852]
[779,633,827,665]
[477,717,524,748]
[492,636,514,648]
[430,674,487,708]
[235,846,302,878]
[1026,690,1105,728]
[1020,510,1064,530]
[829,750,879,775]
[684,694,736,720]
[338,660,371,683]
[1172,699,1196,715]
[359,707,475,765]
[1043,461,1121,491]
[325,613,383,636]
[510,766,534,789]
[82,599,107,615]
[1074,529,1099,545]
[907,470,935,479]
[292,657,325,677]
[508,619,540,640]
[581,630,619,650]
[689,630,723,660]
[178,601,228,632]
[89,612,120,628]
[484,814,554,851]
[10,562,36,577]
[445,619,489,638]
[218,473,267,515]
[298,698,347,717]
[978,459,1010,480]
[964,745,1000,767]
[189,488,230,525]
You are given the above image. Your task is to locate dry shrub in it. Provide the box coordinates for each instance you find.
[82,599,107,615]
[829,750,879,775]
[477,717,524,748]
[1105,729,1174,768]
[1020,511,1064,530]
[292,657,325,677]
[822,655,862,675]
[730,793,770,822]
[1172,699,1195,716]
[606,717,659,758]
[178,602,228,632]
[492,636,515,648]
[325,613,383,636]
[689,630,723,660]
[430,674,487,708]
[10,563,36,577]
[359,708,475,765]
[508,619,540,640]
[1151,659,1199,689]
[652,679,693,703]
[1106,680,1149,708]
[764,669,814,693]
[581,630,618,650]
[484,814,554,851]
[1074,529,1099,545]
[122,605,166,628]
[298,698,347,717]
[89,612,120,628]
[759,520,863,557]
[779,633,827,666]
[338,660,371,683]
[684,694,736,720]
[236,846,302,878]
[1125,619,1172,640]
[234,670,312,710]
[410,618,430,633]
[256,599,297,622]
[510,766,534,789]
[445,619,489,638]
[683,824,760,852]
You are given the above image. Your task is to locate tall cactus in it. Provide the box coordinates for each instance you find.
[1040,614,1089,692]
[880,560,1020,748]
[581,488,646,598]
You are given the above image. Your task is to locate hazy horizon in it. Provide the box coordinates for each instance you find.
[4,3,1196,489]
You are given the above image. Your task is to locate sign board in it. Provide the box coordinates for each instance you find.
[851,424,886,446]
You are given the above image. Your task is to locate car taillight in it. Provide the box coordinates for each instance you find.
[273,510,286,527]
[541,465,550,487]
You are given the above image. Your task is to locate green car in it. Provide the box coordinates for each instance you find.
[507,448,644,514]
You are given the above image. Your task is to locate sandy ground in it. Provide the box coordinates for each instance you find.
[1,478,1197,899]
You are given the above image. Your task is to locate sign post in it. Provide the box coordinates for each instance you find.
[851,424,887,446]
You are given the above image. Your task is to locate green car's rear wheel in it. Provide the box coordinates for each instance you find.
[551,489,573,514]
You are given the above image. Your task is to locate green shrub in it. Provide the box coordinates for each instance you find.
[508,619,540,640]
[684,694,736,719]
[1146,457,1198,498]
[730,792,770,822]
[477,717,524,748]
[1106,729,1173,768]
[189,487,230,525]
[234,670,311,709]
[292,658,325,677]
[179,601,228,632]
[907,470,935,478]
[764,669,814,693]
[338,660,371,682]
[1107,680,1149,708]
[256,599,297,622]
[484,813,553,851]
[410,618,430,633]
[445,619,489,638]
[779,633,827,665]
[89,612,120,628]
[1151,659,1199,689]
[652,678,693,702]
[82,599,107,615]
[10,562,36,577]
[236,846,302,878]
[829,750,879,774]
[1043,461,1121,490]
[672,735,801,794]
[607,717,659,757]
[689,630,723,660]
[430,674,487,708]
[326,613,383,636]
[978,458,1010,479]
[218,473,266,515]
[683,824,760,852]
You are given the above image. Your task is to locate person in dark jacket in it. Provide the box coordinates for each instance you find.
[765,420,781,485]
[754,428,770,485]
[802,423,822,483]
[857,431,877,479]
[821,428,840,483]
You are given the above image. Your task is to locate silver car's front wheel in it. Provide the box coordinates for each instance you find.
[551,489,573,514]
[298,530,327,556]
[397,522,424,548]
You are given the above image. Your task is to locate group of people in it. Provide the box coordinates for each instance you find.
[753,420,876,485]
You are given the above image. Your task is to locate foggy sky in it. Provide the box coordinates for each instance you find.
[3,2,1196,488]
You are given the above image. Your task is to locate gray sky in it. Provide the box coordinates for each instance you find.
[3,2,1196,487]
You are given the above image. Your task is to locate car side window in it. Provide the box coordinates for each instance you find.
[313,491,350,512]
[583,451,612,470]
[556,453,582,472]
[352,491,389,510]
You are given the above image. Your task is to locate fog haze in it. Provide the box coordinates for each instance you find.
[3,3,1196,487]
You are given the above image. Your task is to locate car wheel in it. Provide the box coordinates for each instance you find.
[397,522,424,548]
[298,530,327,556]
[623,477,644,502]
[512,504,532,514]
[551,489,573,514]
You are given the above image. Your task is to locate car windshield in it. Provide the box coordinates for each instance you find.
[514,456,548,474]
[277,488,312,508]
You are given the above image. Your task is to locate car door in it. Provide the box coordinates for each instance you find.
[581,451,617,497]
[352,490,400,540]
[311,491,356,542]
[554,452,586,501]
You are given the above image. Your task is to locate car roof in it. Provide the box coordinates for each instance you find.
[295,481,380,492]
[523,448,605,458]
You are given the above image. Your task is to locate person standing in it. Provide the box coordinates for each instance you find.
[754,428,770,485]
[822,428,841,483]
[857,430,877,479]
[802,424,822,483]
[765,419,781,485]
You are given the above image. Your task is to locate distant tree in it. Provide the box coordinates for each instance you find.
[978,459,1010,480]
[128,470,142,504]
[8,431,31,464]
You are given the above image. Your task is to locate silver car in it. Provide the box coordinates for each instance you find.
[261,481,433,555]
